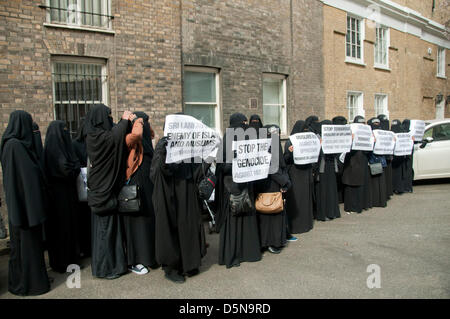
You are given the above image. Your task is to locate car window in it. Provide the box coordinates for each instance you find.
[423,127,433,139]
[433,123,450,141]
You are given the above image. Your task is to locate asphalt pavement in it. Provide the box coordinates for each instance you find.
[0,179,449,299]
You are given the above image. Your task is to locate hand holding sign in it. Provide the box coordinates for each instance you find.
[289,132,321,165]
[321,125,353,154]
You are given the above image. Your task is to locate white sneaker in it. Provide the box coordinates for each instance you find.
[129,264,149,275]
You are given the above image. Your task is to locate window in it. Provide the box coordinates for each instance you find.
[374,94,388,117]
[432,123,450,141]
[183,67,220,131]
[374,27,389,68]
[437,47,446,77]
[263,74,287,135]
[46,0,112,29]
[346,15,364,62]
[347,92,364,122]
[52,58,108,136]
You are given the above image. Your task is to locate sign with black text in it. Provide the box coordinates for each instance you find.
[409,120,426,142]
[289,132,321,165]
[394,133,414,156]
[321,125,353,154]
[232,139,272,183]
[373,130,395,155]
[350,124,374,151]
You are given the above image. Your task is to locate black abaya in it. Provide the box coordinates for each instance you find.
[1,110,50,296]
[43,120,81,273]
[315,153,341,220]
[284,121,314,234]
[215,113,261,268]
[342,150,369,213]
[150,138,206,275]
[85,104,129,278]
[123,112,157,268]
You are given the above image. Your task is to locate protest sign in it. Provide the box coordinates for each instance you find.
[232,138,272,183]
[321,125,353,154]
[409,120,426,141]
[373,129,395,155]
[289,132,321,165]
[164,114,220,164]
[350,124,374,151]
[394,133,414,156]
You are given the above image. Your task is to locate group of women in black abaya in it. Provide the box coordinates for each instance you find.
[0,108,414,296]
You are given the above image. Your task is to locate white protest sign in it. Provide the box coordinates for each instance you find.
[373,130,395,155]
[321,125,353,154]
[394,133,413,156]
[409,120,426,141]
[164,114,220,164]
[289,132,321,165]
[350,124,374,151]
[232,138,272,183]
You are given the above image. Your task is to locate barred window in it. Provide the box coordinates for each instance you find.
[374,27,389,67]
[46,0,112,29]
[52,59,108,136]
[346,16,363,61]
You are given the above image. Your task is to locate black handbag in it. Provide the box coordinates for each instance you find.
[230,188,254,216]
[369,162,383,176]
[89,194,118,216]
[198,164,217,200]
[117,184,141,214]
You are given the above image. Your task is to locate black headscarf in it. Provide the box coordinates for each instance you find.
[305,115,319,133]
[367,117,381,130]
[85,104,129,207]
[1,110,48,227]
[1,110,36,158]
[43,120,80,179]
[332,116,347,125]
[290,120,306,135]
[72,118,88,167]
[229,113,248,129]
[134,111,154,157]
[249,114,263,130]
[377,114,389,131]
[402,119,411,133]
[353,115,365,124]
[32,121,44,160]
[390,119,403,133]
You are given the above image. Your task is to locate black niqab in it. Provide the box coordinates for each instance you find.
[391,120,403,133]
[377,114,390,131]
[134,111,154,157]
[32,122,44,160]
[332,116,347,125]
[290,120,306,135]
[249,114,263,130]
[367,118,381,130]
[43,120,80,179]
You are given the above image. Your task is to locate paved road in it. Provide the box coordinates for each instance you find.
[1,180,449,299]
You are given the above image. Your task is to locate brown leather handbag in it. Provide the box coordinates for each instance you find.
[255,192,284,214]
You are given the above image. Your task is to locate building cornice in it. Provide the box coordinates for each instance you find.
[321,0,450,49]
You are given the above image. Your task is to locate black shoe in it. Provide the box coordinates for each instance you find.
[105,274,121,280]
[149,263,161,270]
[185,268,200,277]
[268,246,282,254]
[165,270,185,283]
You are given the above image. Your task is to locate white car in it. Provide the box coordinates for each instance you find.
[413,118,450,180]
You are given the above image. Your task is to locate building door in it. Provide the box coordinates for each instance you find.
[436,99,445,119]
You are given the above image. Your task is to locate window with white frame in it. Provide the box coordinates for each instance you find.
[374,27,389,68]
[347,92,364,122]
[374,94,388,117]
[183,67,221,131]
[437,47,446,77]
[52,57,108,136]
[46,0,112,29]
[263,74,287,135]
[346,15,364,62]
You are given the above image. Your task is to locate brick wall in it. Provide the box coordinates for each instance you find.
[323,5,449,122]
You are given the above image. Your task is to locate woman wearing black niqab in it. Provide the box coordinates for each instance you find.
[150,113,207,283]
[367,118,387,208]
[43,120,81,273]
[315,120,341,221]
[1,110,50,296]
[284,120,314,234]
[391,119,406,194]
[32,121,44,160]
[402,119,414,193]
[72,119,91,258]
[214,113,262,268]
[255,125,290,254]
[85,104,130,279]
[377,114,393,199]
[332,116,348,204]
[123,111,158,274]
